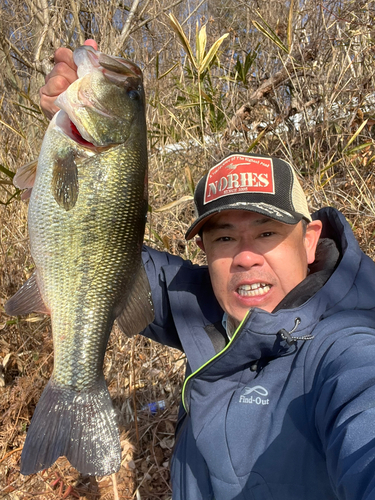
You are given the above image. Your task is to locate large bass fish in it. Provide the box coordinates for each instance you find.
[5,46,154,476]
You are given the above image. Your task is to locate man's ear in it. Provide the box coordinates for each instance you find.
[304,220,323,264]
[196,237,205,252]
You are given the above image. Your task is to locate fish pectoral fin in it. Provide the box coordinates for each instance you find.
[4,272,50,316]
[116,264,154,337]
[13,159,38,199]
[52,150,79,211]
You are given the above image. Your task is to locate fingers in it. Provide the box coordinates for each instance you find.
[40,47,77,120]
[39,77,69,120]
[84,39,98,50]
[40,40,98,120]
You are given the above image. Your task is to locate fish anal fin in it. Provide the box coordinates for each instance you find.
[52,150,79,211]
[4,272,50,316]
[116,264,154,337]
[20,378,121,476]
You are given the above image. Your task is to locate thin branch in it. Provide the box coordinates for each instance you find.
[130,0,185,34]
[0,35,22,88]
[24,0,45,26]
[70,0,85,46]
[0,36,35,70]
[115,0,141,52]
[226,49,317,135]
[182,0,206,26]
[137,0,152,21]
[34,0,50,62]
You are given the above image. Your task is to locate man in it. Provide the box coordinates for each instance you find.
[40,43,375,500]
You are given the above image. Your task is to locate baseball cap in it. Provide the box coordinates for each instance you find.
[185,153,311,240]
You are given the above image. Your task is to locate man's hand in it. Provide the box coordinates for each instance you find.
[40,39,98,120]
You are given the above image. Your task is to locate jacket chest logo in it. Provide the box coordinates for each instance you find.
[239,385,270,406]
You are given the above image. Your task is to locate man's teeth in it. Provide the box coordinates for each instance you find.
[237,283,271,296]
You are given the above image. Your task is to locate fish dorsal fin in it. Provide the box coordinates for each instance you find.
[116,264,154,337]
[52,150,79,211]
[13,159,38,200]
[4,272,50,316]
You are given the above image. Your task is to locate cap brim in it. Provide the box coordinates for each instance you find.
[185,202,307,240]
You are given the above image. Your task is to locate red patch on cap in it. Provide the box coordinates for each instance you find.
[204,155,275,204]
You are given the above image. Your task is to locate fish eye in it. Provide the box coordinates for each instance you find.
[128,89,140,100]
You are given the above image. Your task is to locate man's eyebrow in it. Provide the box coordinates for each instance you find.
[252,217,275,226]
[205,222,234,232]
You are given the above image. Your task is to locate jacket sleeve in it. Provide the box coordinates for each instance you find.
[140,245,185,350]
[313,327,375,499]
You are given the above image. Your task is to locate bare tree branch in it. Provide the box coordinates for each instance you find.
[130,0,185,33]
[226,48,317,135]
[115,0,142,52]
[34,0,50,62]
[70,0,85,46]
[24,0,45,26]
[0,34,22,88]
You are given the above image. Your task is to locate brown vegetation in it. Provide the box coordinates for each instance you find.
[1,0,375,498]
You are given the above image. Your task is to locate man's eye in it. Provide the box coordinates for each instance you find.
[260,232,274,238]
[216,236,232,242]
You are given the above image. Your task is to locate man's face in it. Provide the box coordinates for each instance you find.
[197,210,322,327]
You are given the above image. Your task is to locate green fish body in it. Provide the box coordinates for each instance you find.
[6,46,153,476]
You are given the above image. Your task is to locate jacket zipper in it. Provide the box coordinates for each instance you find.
[182,314,248,413]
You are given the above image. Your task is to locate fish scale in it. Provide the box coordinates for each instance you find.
[30,140,146,387]
[5,46,154,476]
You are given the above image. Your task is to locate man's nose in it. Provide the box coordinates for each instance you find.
[232,244,264,270]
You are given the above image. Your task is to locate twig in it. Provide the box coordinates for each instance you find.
[112,473,119,500]
[116,0,141,51]
[34,0,50,62]
[130,0,184,34]
[0,446,22,464]
[69,0,85,46]
[131,338,140,445]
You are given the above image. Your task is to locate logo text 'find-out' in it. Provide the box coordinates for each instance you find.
[239,386,270,405]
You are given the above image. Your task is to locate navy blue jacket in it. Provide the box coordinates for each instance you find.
[141,207,375,500]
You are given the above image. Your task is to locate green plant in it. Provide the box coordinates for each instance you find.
[168,13,229,141]
[230,45,259,88]
[0,163,20,205]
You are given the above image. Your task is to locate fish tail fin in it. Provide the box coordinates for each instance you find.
[20,378,121,476]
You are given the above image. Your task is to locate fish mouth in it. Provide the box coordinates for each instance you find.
[56,111,134,154]
[75,45,142,81]
[55,46,142,148]
[69,120,96,148]
[56,111,98,150]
